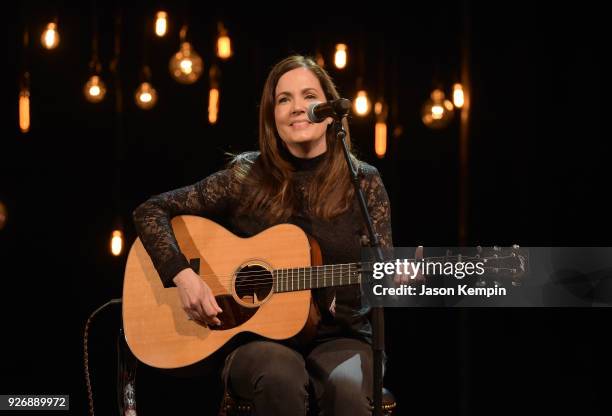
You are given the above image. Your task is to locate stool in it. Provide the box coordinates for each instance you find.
[219,387,397,415]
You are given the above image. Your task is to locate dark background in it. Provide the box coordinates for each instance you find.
[1,1,609,415]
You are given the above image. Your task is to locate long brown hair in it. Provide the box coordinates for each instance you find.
[234,55,357,222]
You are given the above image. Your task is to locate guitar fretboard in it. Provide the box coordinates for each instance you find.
[270,252,525,293]
[273,263,361,293]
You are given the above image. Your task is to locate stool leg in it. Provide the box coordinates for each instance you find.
[118,327,138,416]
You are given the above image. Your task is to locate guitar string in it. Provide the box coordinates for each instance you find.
[181,254,521,284]
[228,266,520,291]
[178,254,520,282]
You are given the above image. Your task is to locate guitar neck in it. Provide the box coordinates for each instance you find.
[271,252,522,293]
[273,263,361,293]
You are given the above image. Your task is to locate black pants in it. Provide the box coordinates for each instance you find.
[222,337,382,416]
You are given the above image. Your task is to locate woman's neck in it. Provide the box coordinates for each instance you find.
[284,149,327,171]
[285,139,327,159]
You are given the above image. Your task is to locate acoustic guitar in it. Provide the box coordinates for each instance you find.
[122,215,525,370]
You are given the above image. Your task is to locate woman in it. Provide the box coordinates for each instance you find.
[133,55,392,415]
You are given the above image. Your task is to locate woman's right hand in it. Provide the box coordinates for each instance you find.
[173,268,223,326]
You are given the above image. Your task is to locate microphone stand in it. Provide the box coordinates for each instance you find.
[333,117,385,416]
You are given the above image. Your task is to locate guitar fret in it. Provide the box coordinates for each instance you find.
[310,267,313,290]
[321,265,324,288]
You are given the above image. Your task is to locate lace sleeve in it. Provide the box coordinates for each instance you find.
[132,169,238,287]
[361,164,393,249]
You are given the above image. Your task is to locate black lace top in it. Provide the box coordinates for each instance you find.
[132,151,393,344]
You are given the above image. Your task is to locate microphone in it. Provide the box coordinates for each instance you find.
[307,98,352,123]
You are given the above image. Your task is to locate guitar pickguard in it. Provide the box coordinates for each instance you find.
[211,294,258,331]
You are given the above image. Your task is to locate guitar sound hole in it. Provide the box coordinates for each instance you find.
[235,265,273,305]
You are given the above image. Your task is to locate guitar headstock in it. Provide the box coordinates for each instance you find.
[475,245,528,286]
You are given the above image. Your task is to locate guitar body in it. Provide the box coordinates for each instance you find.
[122,215,321,370]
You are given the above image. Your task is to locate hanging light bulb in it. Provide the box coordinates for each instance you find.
[84,74,106,103]
[111,230,123,256]
[375,101,384,116]
[154,11,168,37]
[0,201,6,230]
[41,22,60,50]
[375,122,387,158]
[422,88,454,129]
[216,22,232,60]
[453,83,465,108]
[209,88,219,124]
[19,89,30,133]
[85,9,104,103]
[208,64,220,124]
[374,100,388,158]
[19,72,31,133]
[315,51,325,68]
[135,66,158,110]
[334,44,347,69]
[354,90,371,116]
[374,99,388,120]
[135,82,158,110]
[169,26,203,84]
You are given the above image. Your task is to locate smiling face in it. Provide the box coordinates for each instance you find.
[274,67,331,158]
